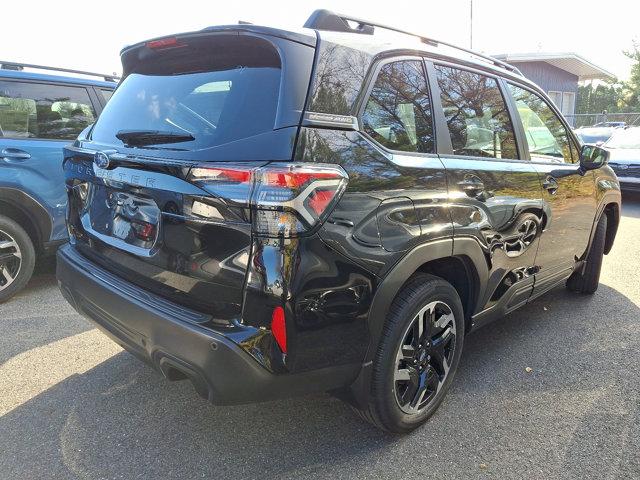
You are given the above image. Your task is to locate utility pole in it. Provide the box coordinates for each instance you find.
[470,0,473,49]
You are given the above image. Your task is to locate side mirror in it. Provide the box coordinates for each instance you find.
[580,144,609,171]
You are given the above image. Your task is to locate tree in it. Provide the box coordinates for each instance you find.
[577,41,640,114]
[620,40,640,111]
[576,81,622,114]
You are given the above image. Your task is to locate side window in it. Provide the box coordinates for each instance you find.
[434,65,518,159]
[508,84,573,163]
[0,81,96,140]
[362,60,435,153]
[99,88,114,104]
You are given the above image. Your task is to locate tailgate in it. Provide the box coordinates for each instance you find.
[64,149,254,320]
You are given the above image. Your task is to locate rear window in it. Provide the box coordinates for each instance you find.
[91,35,282,150]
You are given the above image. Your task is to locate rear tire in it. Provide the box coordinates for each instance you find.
[566,214,607,294]
[353,274,465,433]
[0,215,36,303]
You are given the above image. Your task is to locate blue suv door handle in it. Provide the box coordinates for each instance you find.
[1,148,31,161]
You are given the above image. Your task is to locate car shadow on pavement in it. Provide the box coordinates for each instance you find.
[454,284,640,477]
[0,254,93,364]
[1,283,638,479]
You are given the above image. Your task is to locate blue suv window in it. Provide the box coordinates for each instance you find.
[0,81,96,140]
[99,88,114,104]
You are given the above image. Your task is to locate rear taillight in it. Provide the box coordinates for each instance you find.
[187,163,348,237]
[188,165,255,205]
[252,164,347,236]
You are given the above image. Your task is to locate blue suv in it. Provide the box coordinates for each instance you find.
[0,61,116,301]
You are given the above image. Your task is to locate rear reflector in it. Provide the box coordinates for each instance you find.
[271,306,287,353]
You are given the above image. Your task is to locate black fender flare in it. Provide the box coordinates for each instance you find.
[0,187,53,247]
[588,190,621,257]
[340,237,490,408]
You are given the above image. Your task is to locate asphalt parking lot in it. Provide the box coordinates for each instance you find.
[1,196,639,480]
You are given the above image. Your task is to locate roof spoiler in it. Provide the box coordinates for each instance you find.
[0,60,120,82]
[303,9,523,77]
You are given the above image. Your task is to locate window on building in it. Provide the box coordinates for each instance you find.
[547,91,562,109]
[561,92,576,116]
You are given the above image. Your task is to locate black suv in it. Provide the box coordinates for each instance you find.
[56,10,621,433]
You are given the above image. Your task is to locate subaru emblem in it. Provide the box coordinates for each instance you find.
[94,151,110,169]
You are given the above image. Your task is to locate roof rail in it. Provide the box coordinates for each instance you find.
[303,9,523,76]
[0,60,120,82]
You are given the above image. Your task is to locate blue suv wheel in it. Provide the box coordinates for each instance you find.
[0,215,35,302]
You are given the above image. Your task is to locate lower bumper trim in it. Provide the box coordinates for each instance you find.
[56,244,358,404]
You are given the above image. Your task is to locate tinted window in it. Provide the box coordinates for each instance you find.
[509,84,574,163]
[0,81,96,140]
[362,60,434,153]
[99,88,114,103]
[91,36,281,151]
[435,65,518,159]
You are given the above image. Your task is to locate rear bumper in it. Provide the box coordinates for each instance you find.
[42,238,67,256]
[56,244,355,404]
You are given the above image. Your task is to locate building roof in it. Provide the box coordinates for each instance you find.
[493,53,615,81]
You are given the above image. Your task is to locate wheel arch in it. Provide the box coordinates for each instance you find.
[602,202,619,255]
[415,255,479,331]
[342,237,489,409]
[367,237,489,358]
[0,189,52,251]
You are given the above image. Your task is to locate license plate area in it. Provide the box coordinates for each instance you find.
[80,184,162,255]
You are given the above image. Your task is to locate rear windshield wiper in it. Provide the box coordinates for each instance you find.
[115,129,195,147]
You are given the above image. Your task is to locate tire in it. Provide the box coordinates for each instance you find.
[0,215,36,303]
[353,274,465,433]
[566,214,607,295]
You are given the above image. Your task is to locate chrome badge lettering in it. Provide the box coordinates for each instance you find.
[94,167,157,188]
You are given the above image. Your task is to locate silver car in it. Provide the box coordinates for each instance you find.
[605,127,640,192]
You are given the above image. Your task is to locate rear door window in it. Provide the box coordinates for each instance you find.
[434,65,518,159]
[0,81,96,140]
[91,36,282,150]
[362,60,435,153]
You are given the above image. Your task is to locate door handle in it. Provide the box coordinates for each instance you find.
[1,148,31,161]
[543,176,559,195]
[457,176,485,196]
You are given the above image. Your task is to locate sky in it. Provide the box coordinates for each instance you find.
[1,0,637,81]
